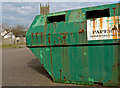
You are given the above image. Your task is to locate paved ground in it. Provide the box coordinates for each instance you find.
[2,46,84,86]
[2,46,117,87]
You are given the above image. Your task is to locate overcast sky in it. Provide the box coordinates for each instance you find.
[2,1,119,28]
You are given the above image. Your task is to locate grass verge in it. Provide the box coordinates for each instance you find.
[0,44,22,48]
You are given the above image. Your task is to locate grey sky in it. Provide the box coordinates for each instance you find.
[2,2,118,27]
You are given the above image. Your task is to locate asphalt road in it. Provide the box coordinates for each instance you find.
[2,46,83,86]
[2,46,117,87]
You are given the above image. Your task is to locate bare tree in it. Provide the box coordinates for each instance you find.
[1,22,10,30]
[11,24,26,37]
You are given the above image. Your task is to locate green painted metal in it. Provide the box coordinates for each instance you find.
[26,3,120,87]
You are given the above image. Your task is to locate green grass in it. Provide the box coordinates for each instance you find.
[0,44,22,48]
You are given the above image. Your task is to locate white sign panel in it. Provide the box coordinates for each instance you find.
[87,16,120,40]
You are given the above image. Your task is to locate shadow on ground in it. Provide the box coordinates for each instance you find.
[27,58,53,81]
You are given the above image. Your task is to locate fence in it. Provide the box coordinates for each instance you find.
[2,37,26,45]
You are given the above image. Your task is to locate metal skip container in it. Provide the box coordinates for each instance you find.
[26,3,120,87]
